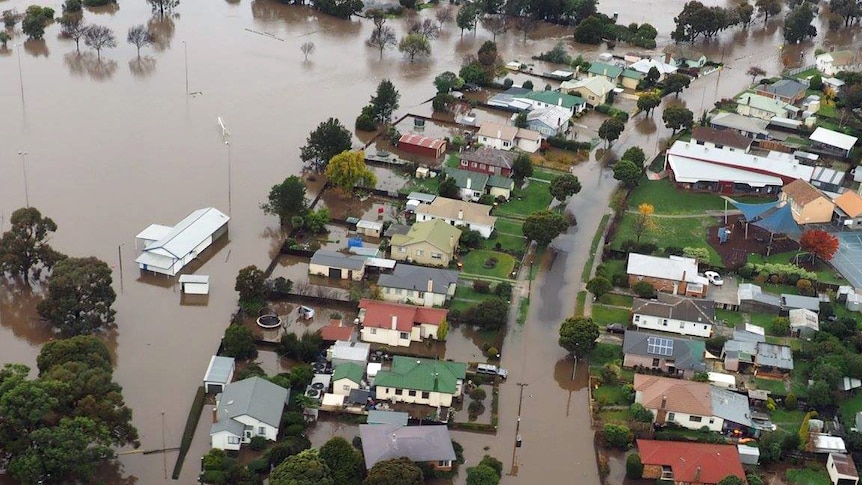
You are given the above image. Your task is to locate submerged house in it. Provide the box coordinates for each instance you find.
[210,377,290,450]
[135,207,230,276]
[358,299,448,347]
[359,424,456,471]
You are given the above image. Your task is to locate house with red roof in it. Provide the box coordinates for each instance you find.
[321,318,354,343]
[637,439,747,485]
[358,299,448,347]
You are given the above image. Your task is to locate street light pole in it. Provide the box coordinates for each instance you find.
[118,243,125,293]
[508,382,529,476]
[17,151,29,208]
[225,140,232,216]
[183,41,189,95]
[15,43,24,105]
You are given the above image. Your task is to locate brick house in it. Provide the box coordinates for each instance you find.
[626,253,709,297]
[637,439,747,484]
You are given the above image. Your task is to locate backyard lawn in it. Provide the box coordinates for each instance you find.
[770,409,806,435]
[755,377,787,396]
[839,390,862,429]
[590,343,623,368]
[714,309,743,327]
[399,176,439,195]
[610,212,722,266]
[785,468,831,485]
[484,217,525,252]
[593,385,633,406]
[626,179,775,215]
[598,293,633,307]
[748,251,847,285]
[528,168,560,183]
[590,305,630,326]
[461,250,516,280]
[494,179,553,219]
[495,218,524,236]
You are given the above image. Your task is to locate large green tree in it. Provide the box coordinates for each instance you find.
[456,3,479,37]
[523,210,569,246]
[363,458,423,485]
[637,92,661,116]
[662,73,691,97]
[271,449,334,485]
[559,316,599,360]
[783,2,816,43]
[663,106,694,134]
[549,174,582,202]
[370,79,400,124]
[21,5,54,40]
[830,0,860,26]
[300,118,353,172]
[398,33,431,62]
[325,150,378,192]
[756,0,782,21]
[0,207,64,282]
[37,257,116,336]
[235,265,267,312]
[512,153,533,182]
[466,464,500,485]
[434,71,463,93]
[261,175,309,226]
[320,436,365,485]
[598,117,625,147]
[37,334,112,375]
[222,324,257,360]
[613,159,642,189]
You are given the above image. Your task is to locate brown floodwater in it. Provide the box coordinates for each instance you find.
[0,0,857,482]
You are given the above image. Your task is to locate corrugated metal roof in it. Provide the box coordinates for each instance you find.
[138,208,229,260]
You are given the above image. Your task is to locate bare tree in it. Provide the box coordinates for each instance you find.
[747,65,766,84]
[481,15,508,42]
[409,18,440,40]
[435,5,453,28]
[514,16,535,41]
[367,15,396,58]
[126,24,153,58]
[59,13,86,53]
[300,41,315,61]
[83,25,116,61]
[146,0,179,17]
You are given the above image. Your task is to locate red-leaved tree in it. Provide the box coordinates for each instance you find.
[800,229,839,262]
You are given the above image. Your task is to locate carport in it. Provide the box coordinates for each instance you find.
[833,232,862,288]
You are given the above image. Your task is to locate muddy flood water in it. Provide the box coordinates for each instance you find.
[0,0,856,482]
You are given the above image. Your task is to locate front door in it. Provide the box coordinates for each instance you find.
[718,181,734,194]
[329,268,341,279]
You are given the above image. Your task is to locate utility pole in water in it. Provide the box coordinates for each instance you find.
[508,382,528,476]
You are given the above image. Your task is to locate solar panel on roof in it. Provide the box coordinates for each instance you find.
[647,337,674,356]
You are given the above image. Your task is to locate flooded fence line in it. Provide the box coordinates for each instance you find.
[171,385,206,480]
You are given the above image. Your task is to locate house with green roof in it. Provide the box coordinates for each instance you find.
[514,90,587,116]
[587,62,623,84]
[374,356,467,407]
[735,92,800,121]
[443,167,516,201]
[333,362,365,396]
[390,219,461,267]
[621,69,644,89]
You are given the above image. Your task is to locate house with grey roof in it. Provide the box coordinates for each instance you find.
[210,377,290,450]
[203,355,235,394]
[631,293,716,338]
[309,249,367,281]
[736,93,799,120]
[738,283,782,314]
[782,293,821,313]
[378,264,458,307]
[622,330,706,379]
[359,424,456,470]
[756,79,808,104]
[709,112,771,140]
[722,329,793,374]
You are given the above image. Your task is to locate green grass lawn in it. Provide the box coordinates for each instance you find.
[839,390,862,429]
[399,176,439,195]
[589,343,623,368]
[598,293,633,307]
[771,409,806,435]
[495,218,524,236]
[529,168,560,183]
[597,258,627,281]
[715,309,744,327]
[575,291,587,316]
[582,213,611,282]
[748,251,847,285]
[461,250,516,280]
[785,468,831,485]
[494,179,553,219]
[790,360,810,399]
[444,154,460,168]
[591,304,630,326]
[610,212,723,266]
[483,232,525,253]
[597,408,632,424]
[453,285,498,303]
[755,378,787,396]
[626,178,776,215]
[594,385,634,406]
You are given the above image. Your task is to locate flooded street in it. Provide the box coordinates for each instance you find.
[0,0,857,482]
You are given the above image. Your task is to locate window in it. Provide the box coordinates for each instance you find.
[401,289,406,295]
[689,416,703,423]
[416,250,423,256]
[652,358,660,367]
[400,332,409,339]
[695,140,705,145]
[343,384,351,391]
[704,325,708,330]
[228,436,241,445]
[398,247,406,253]
[503,141,510,147]
[679,322,684,328]
[634,315,640,322]
[715,144,724,149]
[662,319,668,327]
[422,391,430,399]
[438,460,452,467]
[395,389,403,396]
[258,426,266,436]
[667,412,675,421]
[480,164,486,169]
[709,418,714,424]
[431,253,442,260]
[408,390,417,397]
[471,162,477,167]
[370,328,377,335]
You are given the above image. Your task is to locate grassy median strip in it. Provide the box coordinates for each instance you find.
[582,213,610,283]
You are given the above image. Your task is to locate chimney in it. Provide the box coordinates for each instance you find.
[665,51,671,64]
[603,68,608,77]
[694,466,701,482]
[681,270,687,283]
[391,315,398,330]
[427,278,434,293]
[466,177,472,190]
[656,395,668,425]
[496,130,502,139]
[212,406,218,424]
[458,209,464,220]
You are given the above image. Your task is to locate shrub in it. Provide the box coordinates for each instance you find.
[486,346,499,358]
[468,400,481,415]
[625,453,643,479]
[663,246,684,256]
[285,424,305,437]
[249,436,268,451]
[473,280,491,294]
[770,317,790,336]
[547,136,591,152]
[522,80,534,90]
[630,403,654,423]
[247,457,270,475]
[796,278,813,295]
[352,436,362,449]
[600,363,621,385]
[612,273,629,288]
[470,387,487,401]
[631,281,656,298]
[784,392,797,410]
[494,282,513,299]
[603,424,633,450]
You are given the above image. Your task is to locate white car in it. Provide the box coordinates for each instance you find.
[704,271,724,286]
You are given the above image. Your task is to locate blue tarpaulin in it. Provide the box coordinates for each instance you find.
[752,204,801,238]
[730,200,779,222]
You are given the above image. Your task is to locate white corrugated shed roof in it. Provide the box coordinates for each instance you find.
[365,258,397,269]
[708,372,736,386]
[626,253,702,284]
[667,156,783,187]
[810,127,858,151]
[358,220,384,231]
[179,275,210,284]
[137,208,229,260]
[667,141,815,182]
[136,224,173,242]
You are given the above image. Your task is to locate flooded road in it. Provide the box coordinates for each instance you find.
[0,0,855,482]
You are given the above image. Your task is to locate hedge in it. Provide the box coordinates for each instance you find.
[548,136,591,152]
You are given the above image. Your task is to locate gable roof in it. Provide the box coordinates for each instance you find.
[633,374,712,416]
[709,111,770,136]
[321,320,354,342]
[562,76,616,96]
[667,141,815,182]
[519,90,585,109]
[136,207,229,266]
[691,126,752,151]
[760,79,806,98]
[782,179,831,206]
[835,190,862,218]
[710,387,751,426]
[212,377,289,429]
[377,264,459,294]
[622,68,644,80]
[630,58,678,76]
[488,174,514,189]
[810,126,858,151]
[443,167,489,192]
[391,218,461,252]
[622,331,705,372]
[781,293,821,312]
[310,250,367,270]
[459,147,517,169]
[789,308,819,331]
[626,253,703,283]
[416,197,497,227]
[637,440,746,484]
[358,299,448,332]
[399,134,445,150]
[374,356,466,394]
[515,127,542,141]
[333,362,364,384]
[359,424,455,469]
[632,293,716,325]
[526,105,572,129]
[204,356,235,385]
[477,122,518,142]
[736,92,790,115]
[588,62,623,78]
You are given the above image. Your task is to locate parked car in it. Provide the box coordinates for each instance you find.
[476,363,508,379]
[605,323,625,334]
[704,271,724,286]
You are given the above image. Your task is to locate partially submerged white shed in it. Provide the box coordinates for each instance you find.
[179,274,210,295]
[135,208,230,276]
[203,355,235,394]
[708,372,737,390]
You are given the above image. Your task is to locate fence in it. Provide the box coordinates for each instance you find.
[784,64,816,77]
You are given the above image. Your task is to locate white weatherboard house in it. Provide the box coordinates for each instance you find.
[415,198,497,238]
[203,356,235,394]
[374,357,467,407]
[135,208,230,276]
[631,293,716,338]
[210,377,289,450]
